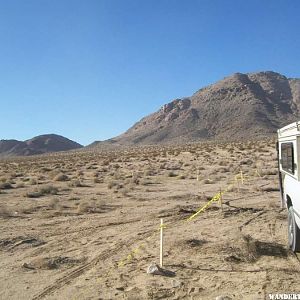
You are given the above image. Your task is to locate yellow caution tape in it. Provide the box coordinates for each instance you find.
[187,190,224,221]
[114,168,262,269]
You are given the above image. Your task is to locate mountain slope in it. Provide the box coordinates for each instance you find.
[0,134,83,157]
[97,71,300,145]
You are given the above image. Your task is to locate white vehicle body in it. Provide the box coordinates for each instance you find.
[278,121,300,251]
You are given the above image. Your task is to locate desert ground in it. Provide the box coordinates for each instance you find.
[0,139,299,300]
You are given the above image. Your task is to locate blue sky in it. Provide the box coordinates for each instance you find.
[0,0,299,145]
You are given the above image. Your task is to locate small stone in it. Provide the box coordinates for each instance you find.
[147,263,176,277]
[147,263,163,275]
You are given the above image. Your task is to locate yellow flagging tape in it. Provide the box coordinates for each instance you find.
[115,168,262,268]
[187,190,225,221]
[187,168,263,222]
[117,230,158,268]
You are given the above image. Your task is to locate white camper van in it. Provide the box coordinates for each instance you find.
[278,121,300,252]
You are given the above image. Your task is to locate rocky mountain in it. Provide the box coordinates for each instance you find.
[93,71,300,146]
[0,134,83,157]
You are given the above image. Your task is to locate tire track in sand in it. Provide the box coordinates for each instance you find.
[32,229,154,299]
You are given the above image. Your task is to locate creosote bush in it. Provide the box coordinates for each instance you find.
[0,182,13,190]
[68,180,86,187]
[203,178,214,184]
[25,185,59,198]
[54,173,69,181]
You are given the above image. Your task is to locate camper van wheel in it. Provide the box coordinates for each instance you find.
[288,206,300,252]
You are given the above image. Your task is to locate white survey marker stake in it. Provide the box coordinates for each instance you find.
[160,218,164,267]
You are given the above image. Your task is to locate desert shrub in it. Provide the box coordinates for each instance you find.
[68,180,85,187]
[93,171,100,178]
[124,175,140,185]
[167,171,177,177]
[25,191,43,198]
[77,202,89,213]
[0,182,13,189]
[68,196,80,201]
[0,176,8,183]
[107,180,123,189]
[144,169,155,176]
[112,172,122,180]
[40,185,59,195]
[140,178,153,185]
[25,185,59,198]
[54,173,69,181]
[76,201,100,214]
[260,168,277,176]
[49,198,59,209]
[93,177,103,184]
[261,185,280,192]
[29,178,38,185]
[40,167,52,172]
[218,167,230,173]
[120,188,130,196]
[240,159,253,166]
[203,178,214,184]
[225,233,257,263]
[76,170,84,177]
[218,160,229,166]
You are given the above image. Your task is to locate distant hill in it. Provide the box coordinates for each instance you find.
[0,134,83,157]
[90,71,300,146]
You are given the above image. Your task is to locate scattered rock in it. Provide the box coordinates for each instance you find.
[146,263,176,277]
[147,263,163,275]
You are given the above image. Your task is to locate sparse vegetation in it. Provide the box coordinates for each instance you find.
[0,182,13,190]
[54,173,69,181]
[0,138,293,299]
[25,185,59,198]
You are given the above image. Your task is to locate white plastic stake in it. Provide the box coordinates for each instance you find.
[160,218,164,267]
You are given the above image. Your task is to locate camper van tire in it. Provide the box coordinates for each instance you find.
[288,206,300,252]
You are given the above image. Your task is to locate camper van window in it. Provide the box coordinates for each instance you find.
[281,143,294,174]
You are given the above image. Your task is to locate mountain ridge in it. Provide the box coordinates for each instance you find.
[0,134,83,157]
[91,71,300,147]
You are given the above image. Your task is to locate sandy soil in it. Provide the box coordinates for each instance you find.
[0,140,299,300]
